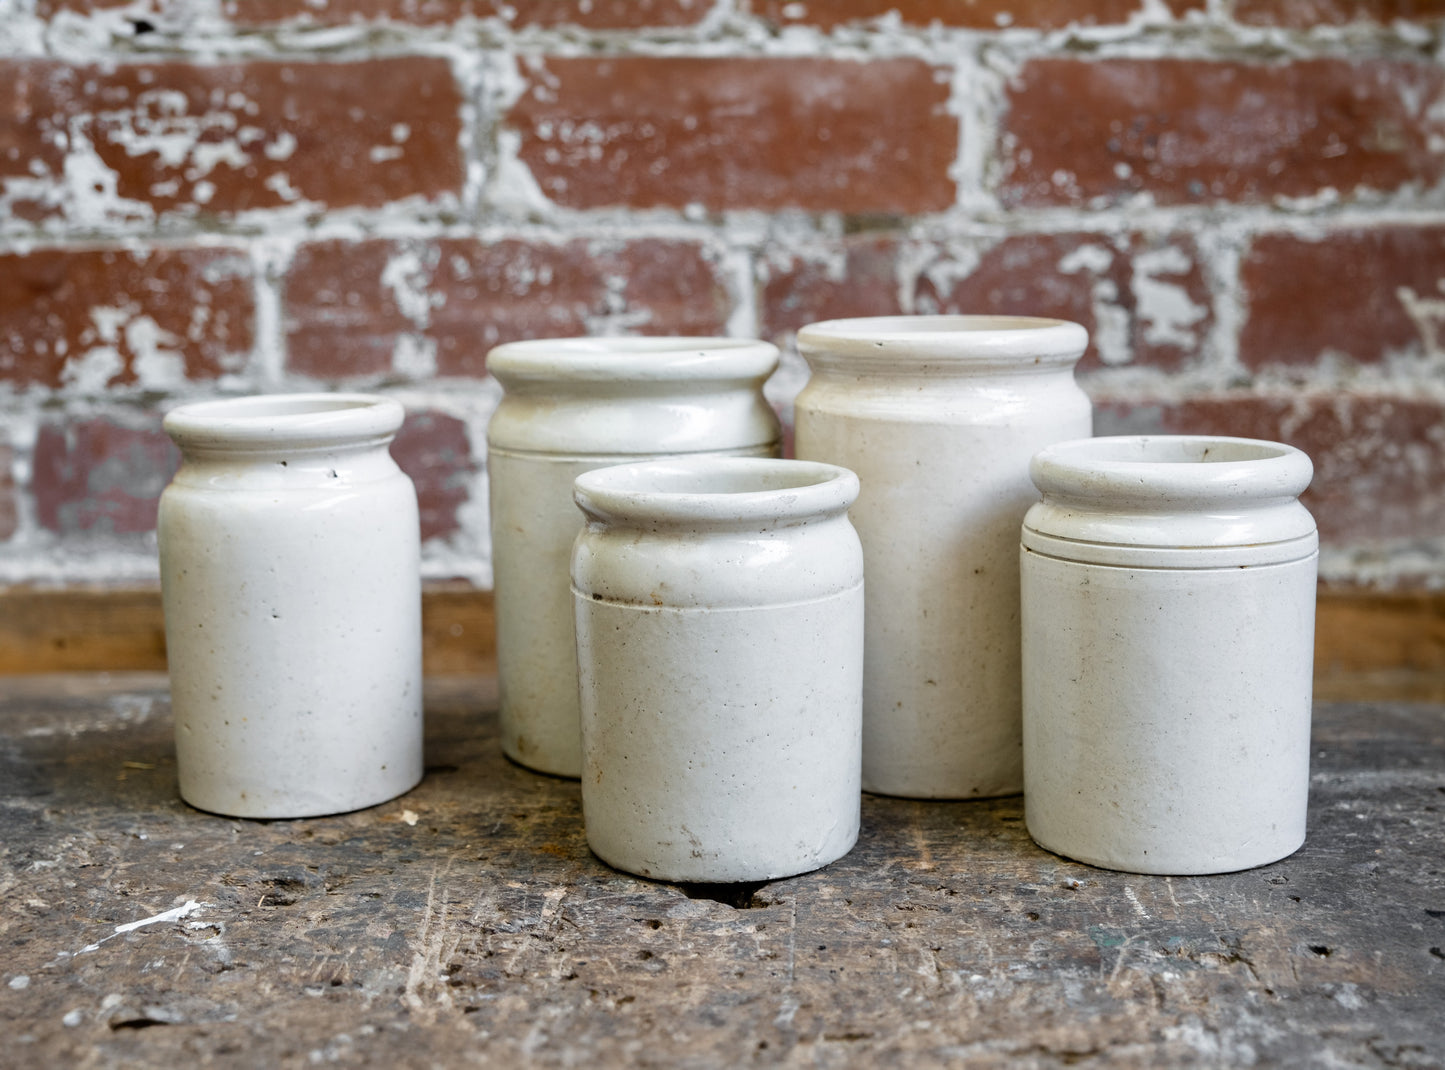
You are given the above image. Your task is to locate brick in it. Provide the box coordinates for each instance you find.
[508,57,957,213]
[215,0,711,26]
[32,417,179,536]
[390,411,477,543]
[918,233,1211,371]
[1240,226,1445,369]
[0,247,254,390]
[0,57,462,223]
[0,446,16,541]
[1093,394,1445,543]
[749,0,1201,30]
[1001,58,1445,207]
[1234,0,1445,26]
[285,238,731,380]
[758,233,1211,370]
[759,237,904,339]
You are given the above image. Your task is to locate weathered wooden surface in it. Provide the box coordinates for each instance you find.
[1,674,1442,1068]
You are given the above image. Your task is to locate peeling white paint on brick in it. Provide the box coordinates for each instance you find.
[127,314,188,389]
[381,245,442,328]
[61,344,125,393]
[392,333,439,379]
[60,121,156,229]
[249,237,291,389]
[1132,245,1208,351]
[1397,282,1445,357]
[1057,242,1129,366]
[907,241,984,314]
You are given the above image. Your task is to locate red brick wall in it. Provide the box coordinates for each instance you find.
[2,1,1442,589]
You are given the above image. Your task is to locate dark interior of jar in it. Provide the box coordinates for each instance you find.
[192,397,378,420]
[597,464,834,496]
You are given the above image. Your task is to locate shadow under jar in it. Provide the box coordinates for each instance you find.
[571,457,864,884]
[486,337,781,779]
[158,394,423,819]
[1021,435,1318,875]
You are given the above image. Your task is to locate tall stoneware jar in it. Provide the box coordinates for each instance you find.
[1021,435,1318,875]
[486,337,781,778]
[794,315,1091,799]
[571,457,864,883]
[158,394,423,818]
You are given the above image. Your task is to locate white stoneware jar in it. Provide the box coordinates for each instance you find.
[571,456,863,883]
[486,337,781,779]
[794,315,1091,799]
[1021,435,1318,875]
[158,394,423,819]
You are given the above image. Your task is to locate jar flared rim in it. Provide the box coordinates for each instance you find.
[1030,435,1314,505]
[797,315,1088,369]
[164,393,404,453]
[488,336,779,385]
[574,457,859,528]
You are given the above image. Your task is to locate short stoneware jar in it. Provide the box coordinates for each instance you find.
[794,315,1091,799]
[1021,435,1318,875]
[158,394,423,819]
[571,456,864,884]
[486,337,781,779]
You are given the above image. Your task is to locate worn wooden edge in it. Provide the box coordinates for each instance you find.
[0,581,495,677]
[1310,584,1445,702]
[0,583,1441,701]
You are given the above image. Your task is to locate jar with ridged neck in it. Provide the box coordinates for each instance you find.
[1021,434,1318,875]
[794,315,1092,800]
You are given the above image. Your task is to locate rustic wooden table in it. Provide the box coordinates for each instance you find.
[1,674,1441,1068]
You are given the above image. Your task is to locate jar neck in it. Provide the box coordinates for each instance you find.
[163,393,407,489]
[800,353,1084,381]
[796,363,1086,423]
[1023,435,1318,567]
[1022,499,1319,568]
[171,439,402,490]
[797,315,1089,378]
[573,458,859,533]
[488,383,781,455]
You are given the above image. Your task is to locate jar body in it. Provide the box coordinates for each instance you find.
[571,457,863,883]
[486,338,781,779]
[794,316,1091,799]
[158,395,422,819]
[1020,435,1319,875]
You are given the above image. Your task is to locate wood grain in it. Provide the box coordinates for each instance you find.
[0,583,494,677]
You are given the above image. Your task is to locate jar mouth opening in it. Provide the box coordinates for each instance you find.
[487,336,780,384]
[574,457,859,525]
[797,315,1088,369]
[164,393,404,452]
[1046,436,1294,466]
[1031,435,1314,503]
[172,396,381,420]
[802,314,1079,338]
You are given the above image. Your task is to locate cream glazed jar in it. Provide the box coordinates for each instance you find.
[794,315,1091,799]
[158,394,423,819]
[486,337,781,779]
[1021,435,1318,875]
[571,457,864,883]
